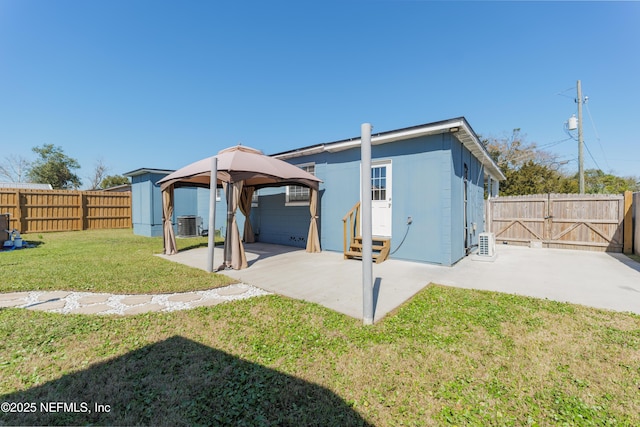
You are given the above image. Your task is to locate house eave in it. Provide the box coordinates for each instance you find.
[454,120,507,181]
[124,168,176,177]
[272,117,506,181]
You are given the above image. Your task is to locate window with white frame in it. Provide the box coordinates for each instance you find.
[371,165,387,201]
[286,163,315,205]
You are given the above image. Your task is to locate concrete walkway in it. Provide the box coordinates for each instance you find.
[158,243,640,321]
[0,284,270,315]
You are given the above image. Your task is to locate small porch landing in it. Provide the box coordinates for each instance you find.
[344,236,391,263]
[342,201,390,264]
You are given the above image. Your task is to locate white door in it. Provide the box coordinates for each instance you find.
[371,161,392,237]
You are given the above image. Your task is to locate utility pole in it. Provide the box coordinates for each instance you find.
[577,80,585,194]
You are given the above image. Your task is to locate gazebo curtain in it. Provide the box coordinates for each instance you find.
[161,182,320,269]
[162,186,177,255]
[306,188,320,253]
[222,181,248,270]
[239,186,255,243]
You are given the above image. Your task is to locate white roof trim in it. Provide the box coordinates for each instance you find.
[274,119,506,181]
[455,121,506,181]
[124,168,175,177]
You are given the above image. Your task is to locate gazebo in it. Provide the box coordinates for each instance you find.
[158,145,322,270]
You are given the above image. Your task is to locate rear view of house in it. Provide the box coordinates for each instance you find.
[127,117,504,266]
[255,117,504,266]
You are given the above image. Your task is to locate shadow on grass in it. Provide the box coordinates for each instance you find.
[177,239,224,252]
[0,240,45,253]
[0,336,371,426]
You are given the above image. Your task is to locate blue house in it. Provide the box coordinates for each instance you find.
[126,117,504,266]
[124,168,239,238]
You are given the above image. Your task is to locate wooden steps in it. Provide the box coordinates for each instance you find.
[342,201,390,264]
[344,236,391,264]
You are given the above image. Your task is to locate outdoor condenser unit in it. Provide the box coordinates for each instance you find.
[478,232,496,257]
[177,215,202,237]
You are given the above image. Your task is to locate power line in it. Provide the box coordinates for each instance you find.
[556,86,576,99]
[584,101,610,171]
[538,137,573,149]
[582,140,603,172]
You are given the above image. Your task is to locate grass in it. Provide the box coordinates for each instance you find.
[1,230,639,425]
[0,229,233,294]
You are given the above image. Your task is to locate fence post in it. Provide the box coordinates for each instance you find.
[82,192,89,230]
[634,192,639,256]
[14,190,24,232]
[623,191,633,254]
[544,193,552,246]
[485,198,492,234]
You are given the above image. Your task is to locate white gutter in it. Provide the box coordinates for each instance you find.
[324,121,457,153]
[274,145,324,160]
[273,119,506,181]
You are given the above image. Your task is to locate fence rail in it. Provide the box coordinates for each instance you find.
[0,189,131,233]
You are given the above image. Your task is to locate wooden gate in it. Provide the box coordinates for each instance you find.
[487,193,624,252]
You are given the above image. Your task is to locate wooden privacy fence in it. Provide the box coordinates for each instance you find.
[486,193,632,252]
[0,189,131,233]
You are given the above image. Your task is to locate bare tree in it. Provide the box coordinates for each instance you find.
[88,158,109,190]
[0,154,31,182]
[484,129,556,170]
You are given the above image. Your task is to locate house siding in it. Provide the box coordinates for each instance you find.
[193,187,245,238]
[255,189,309,247]
[130,172,240,238]
[130,172,167,237]
[449,135,486,264]
[254,133,469,265]
[194,187,241,237]
[174,187,198,220]
[440,134,453,265]
[128,119,496,265]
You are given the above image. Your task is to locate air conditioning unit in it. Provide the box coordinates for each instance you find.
[177,215,202,237]
[478,232,495,257]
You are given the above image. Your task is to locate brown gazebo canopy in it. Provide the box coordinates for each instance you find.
[158,145,322,270]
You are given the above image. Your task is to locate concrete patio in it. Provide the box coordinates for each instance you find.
[158,242,640,321]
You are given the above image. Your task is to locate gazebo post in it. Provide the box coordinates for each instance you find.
[206,157,217,273]
[224,181,233,269]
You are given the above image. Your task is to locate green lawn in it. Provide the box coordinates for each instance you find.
[1,230,639,426]
[1,229,233,294]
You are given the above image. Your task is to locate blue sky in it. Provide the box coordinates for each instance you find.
[1,0,638,187]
